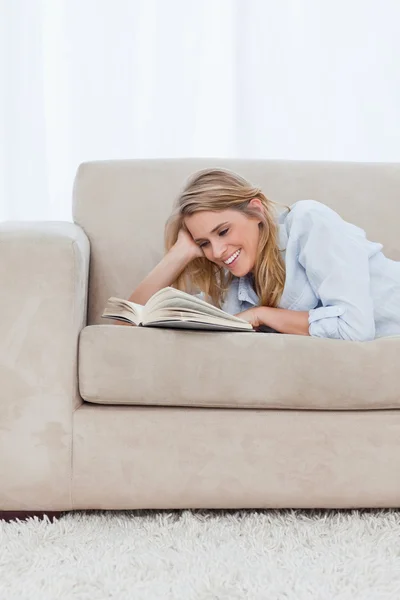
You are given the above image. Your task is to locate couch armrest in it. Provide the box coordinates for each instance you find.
[0,221,90,511]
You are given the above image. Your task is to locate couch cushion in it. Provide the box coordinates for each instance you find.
[78,325,399,410]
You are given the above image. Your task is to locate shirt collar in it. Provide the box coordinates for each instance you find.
[238,273,259,305]
[277,209,289,251]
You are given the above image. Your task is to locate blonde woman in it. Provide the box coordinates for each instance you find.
[126,168,400,340]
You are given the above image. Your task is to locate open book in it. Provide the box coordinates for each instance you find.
[102,287,254,332]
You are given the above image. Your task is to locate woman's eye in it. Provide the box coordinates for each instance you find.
[199,229,228,248]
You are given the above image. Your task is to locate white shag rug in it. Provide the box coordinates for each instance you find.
[1,508,400,600]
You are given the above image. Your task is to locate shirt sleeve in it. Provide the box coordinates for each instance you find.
[294,202,376,341]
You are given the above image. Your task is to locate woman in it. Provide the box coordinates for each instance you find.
[127,168,400,340]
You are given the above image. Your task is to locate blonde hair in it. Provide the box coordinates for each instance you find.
[164,168,291,308]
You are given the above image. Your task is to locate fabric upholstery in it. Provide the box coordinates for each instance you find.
[72,159,400,326]
[0,222,89,510]
[2,159,400,512]
[78,325,399,410]
[72,403,400,509]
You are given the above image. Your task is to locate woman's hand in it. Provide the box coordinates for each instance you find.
[172,229,204,262]
[235,307,263,329]
[237,306,311,335]
[126,227,204,307]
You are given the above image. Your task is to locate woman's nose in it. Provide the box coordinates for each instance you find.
[212,241,227,260]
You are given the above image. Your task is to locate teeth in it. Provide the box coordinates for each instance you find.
[224,249,241,265]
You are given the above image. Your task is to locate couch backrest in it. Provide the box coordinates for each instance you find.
[73,159,400,325]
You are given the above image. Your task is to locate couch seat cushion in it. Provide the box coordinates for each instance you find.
[78,325,399,410]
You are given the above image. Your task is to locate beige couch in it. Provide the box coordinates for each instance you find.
[1,158,400,516]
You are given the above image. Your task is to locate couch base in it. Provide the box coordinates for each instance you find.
[72,404,400,510]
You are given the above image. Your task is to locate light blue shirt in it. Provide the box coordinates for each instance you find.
[221,199,400,341]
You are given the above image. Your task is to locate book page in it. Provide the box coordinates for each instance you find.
[142,309,252,330]
[144,320,255,332]
[102,297,144,325]
[144,287,246,324]
[101,313,136,325]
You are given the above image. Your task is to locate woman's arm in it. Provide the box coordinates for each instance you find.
[127,246,193,305]
[259,307,310,335]
[114,247,195,326]
[236,306,310,335]
[296,203,376,341]
[115,232,201,326]
[127,229,203,305]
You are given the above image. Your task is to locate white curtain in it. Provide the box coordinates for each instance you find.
[1,0,400,221]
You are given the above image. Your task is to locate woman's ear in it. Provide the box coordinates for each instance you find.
[248,198,264,223]
[248,198,263,210]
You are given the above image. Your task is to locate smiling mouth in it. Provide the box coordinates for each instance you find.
[223,249,241,266]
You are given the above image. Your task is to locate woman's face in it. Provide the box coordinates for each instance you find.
[184,200,263,277]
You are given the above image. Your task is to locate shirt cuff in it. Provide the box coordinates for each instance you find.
[308,305,346,339]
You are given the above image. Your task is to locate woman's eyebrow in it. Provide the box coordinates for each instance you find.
[194,222,229,243]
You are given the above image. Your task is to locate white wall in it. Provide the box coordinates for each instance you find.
[2,0,400,220]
